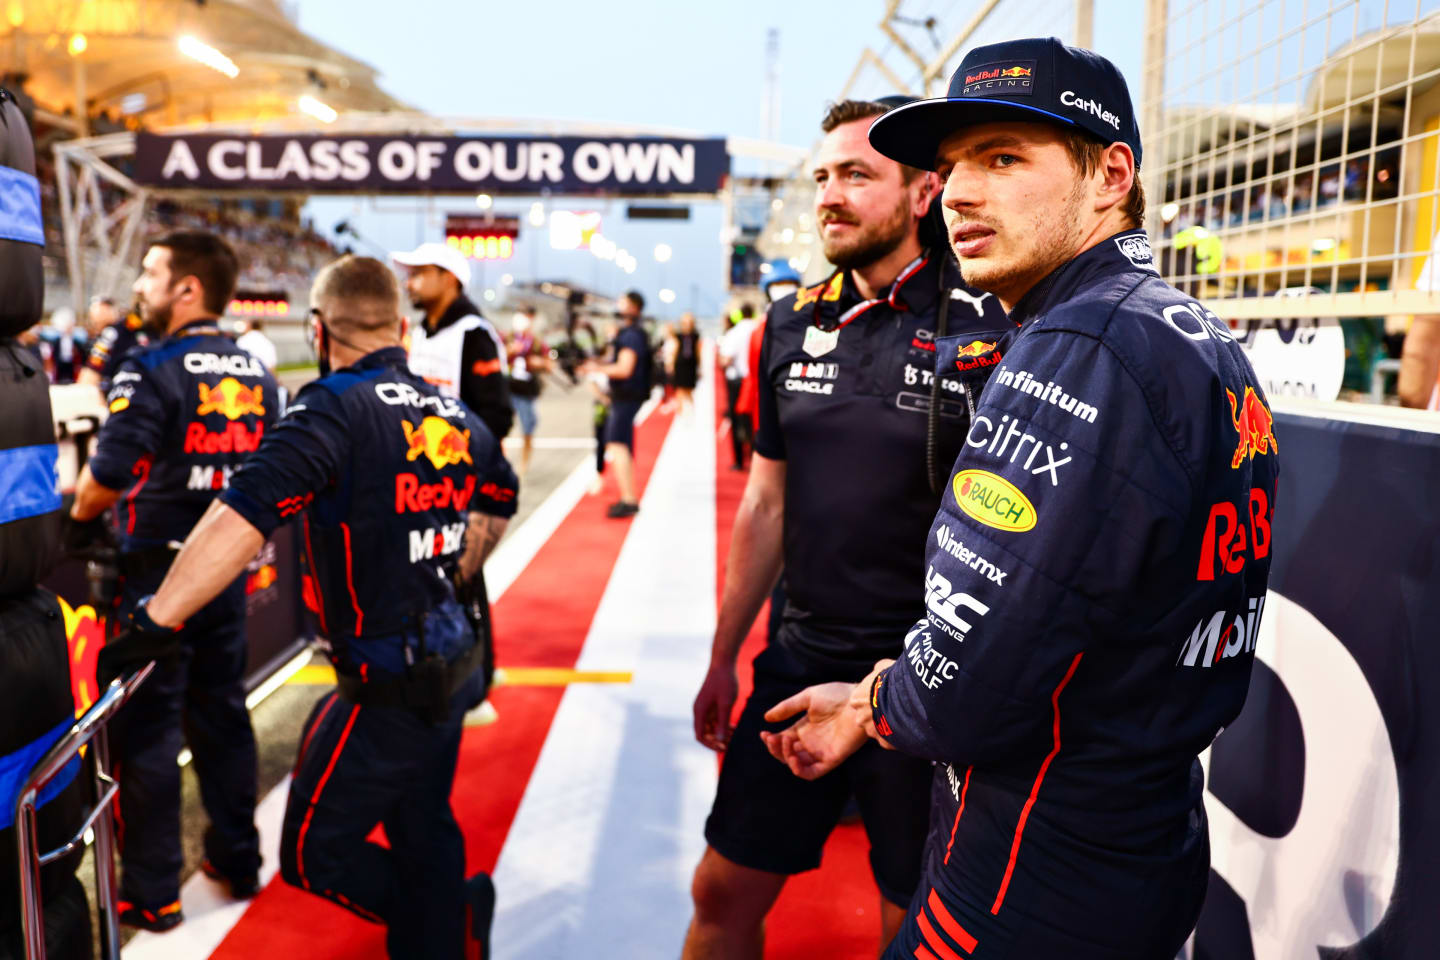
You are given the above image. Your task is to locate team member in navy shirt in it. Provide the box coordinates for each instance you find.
[97,255,518,959]
[70,231,276,931]
[585,290,652,518]
[762,39,1279,960]
[684,98,1009,959]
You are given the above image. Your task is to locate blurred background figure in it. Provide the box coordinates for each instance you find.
[718,304,758,470]
[586,317,618,496]
[38,306,84,384]
[83,295,117,341]
[79,299,149,393]
[235,317,278,372]
[672,312,701,417]
[507,305,551,478]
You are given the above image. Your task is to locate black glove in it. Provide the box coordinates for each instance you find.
[96,602,181,689]
[454,570,494,700]
[61,513,115,555]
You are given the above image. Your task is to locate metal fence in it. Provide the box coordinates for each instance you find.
[1141,0,1440,322]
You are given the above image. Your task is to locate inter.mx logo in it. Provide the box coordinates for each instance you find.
[408,522,465,563]
[924,564,989,642]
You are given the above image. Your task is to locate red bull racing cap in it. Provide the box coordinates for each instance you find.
[867,37,1142,172]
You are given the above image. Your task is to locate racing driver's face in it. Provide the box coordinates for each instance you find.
[812,119,931,272]
[936,121,1090,310]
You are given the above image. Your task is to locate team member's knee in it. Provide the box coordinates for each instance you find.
[689,847,782,925]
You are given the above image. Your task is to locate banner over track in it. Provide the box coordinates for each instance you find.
[134,132,731,195]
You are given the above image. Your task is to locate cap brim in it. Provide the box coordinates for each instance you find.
[868,98,1081,170]
[390,250,434,267]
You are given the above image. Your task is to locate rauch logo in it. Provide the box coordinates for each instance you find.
[951,469,1037,532]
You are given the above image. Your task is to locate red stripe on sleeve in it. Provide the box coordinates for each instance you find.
[914,946,941,960]
[990,651,1085,915]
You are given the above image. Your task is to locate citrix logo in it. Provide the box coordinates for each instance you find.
[965,413,1072,486]
[1060,90,1122,130]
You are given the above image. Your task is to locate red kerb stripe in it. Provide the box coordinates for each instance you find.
[943,765,973,866]
[927,889,978,954]
[990,651,1085,915]
[294,702,360,890]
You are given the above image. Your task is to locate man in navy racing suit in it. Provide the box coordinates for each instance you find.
[70,230,276,931]
[96,255,519,959]
[761,39,1280,959]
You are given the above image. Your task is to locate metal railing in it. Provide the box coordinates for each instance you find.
[13,663,154,960]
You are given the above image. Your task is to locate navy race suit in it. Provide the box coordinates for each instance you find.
[873,231,1280,960]
[704,253,1011,906]
[85,314,149,391]
[219,346,517,959]
[755,253,1012,670]
[88,320,277,551]
[86,320,277,910]
[220,345,518,656]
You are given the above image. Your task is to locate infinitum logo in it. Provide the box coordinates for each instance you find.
[992,366,1098,423]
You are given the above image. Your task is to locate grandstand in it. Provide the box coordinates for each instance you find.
[5,0,409,347]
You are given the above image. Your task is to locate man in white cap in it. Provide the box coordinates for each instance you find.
[392,242,513,443]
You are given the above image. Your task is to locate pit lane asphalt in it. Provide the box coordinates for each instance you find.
[79,368,601,951]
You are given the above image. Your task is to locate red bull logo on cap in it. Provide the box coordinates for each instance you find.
[1227,387,1278,469]
[402,416,474,471]
[196,377,266,420]
[999,66,1032,78]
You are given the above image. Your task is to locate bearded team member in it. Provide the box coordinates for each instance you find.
[95,255,518,959]
[68,231,276,930]
[392,242,514,443]
[685,98,1009,959]
[761,39,1280,959]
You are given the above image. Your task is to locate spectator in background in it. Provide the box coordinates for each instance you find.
[672,312,701,416]
[718,305,758,470]
[506,306,551,479]
[582,291,651,519]
[235,318,278,372]
[586,318,619,496]
[38,307,84,384]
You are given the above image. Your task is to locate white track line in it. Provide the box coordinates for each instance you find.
[490,352,717,959]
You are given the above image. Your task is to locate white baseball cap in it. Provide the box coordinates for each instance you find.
[391,242,471,289]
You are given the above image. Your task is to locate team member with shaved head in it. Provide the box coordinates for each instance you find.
[95,255,518,958]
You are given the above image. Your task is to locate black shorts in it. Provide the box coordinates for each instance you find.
[704,642,933,906]
[603,398,644,451]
